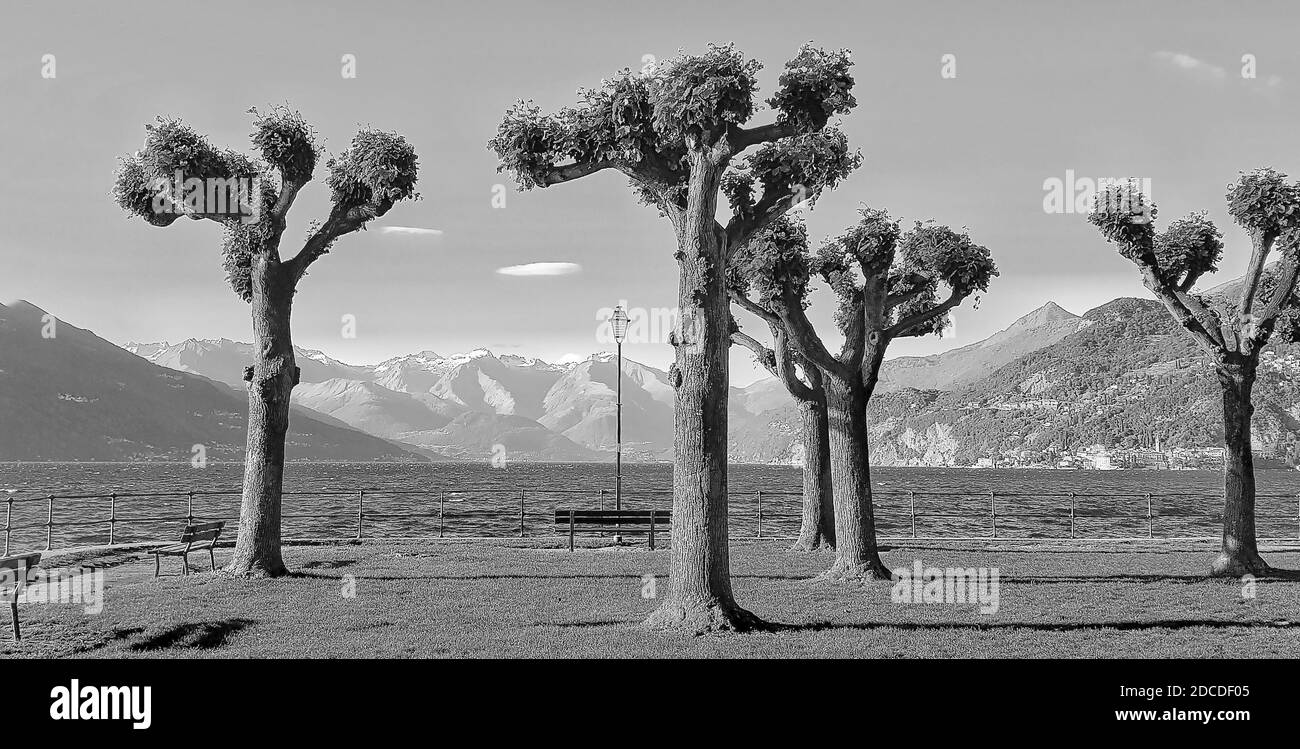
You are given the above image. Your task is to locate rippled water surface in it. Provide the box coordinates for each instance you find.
[2,462,1298,552]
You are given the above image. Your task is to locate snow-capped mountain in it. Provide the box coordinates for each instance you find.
[114,299,1097,463]
[127,338,371,388]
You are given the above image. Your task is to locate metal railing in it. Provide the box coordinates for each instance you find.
[4,487,1300,555]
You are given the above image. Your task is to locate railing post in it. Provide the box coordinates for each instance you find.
[756,490,763,538]
[989,490,996,539]
[439,491,445,538]
[4,495,12,555]
[109,493,117,546]
[1146,493,1153,539]
[519,491,525,538]
[45,494,53,550]
[1069,492,1075,539]
[186,491,194,525]
[357,490,364,540]
[909,491,916,539]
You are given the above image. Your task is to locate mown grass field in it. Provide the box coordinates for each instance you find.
[4,539,1299,658]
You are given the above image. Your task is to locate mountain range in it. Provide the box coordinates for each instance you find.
[0,301,423,461]
[116,300,1115,464]
[7,288,1296,465]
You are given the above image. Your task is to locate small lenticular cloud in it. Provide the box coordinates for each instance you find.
[382,226,444,236]
[1151,51,1226,83]
[496,262,582,277]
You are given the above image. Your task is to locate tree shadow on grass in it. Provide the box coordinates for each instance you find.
[885,570,1300,584]
[126,618,254,651]
[288,571,807,582]
[999,574,1215,585]
[550,618,1299,632]
[299,559,357,570]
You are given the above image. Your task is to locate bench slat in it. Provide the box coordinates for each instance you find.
[553,511,670,524]
[0,553,41,572]
[179,521,225,543]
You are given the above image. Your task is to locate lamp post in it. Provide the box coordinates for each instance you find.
[610,305,629,544]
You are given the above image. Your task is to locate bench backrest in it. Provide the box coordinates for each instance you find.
[0,552,41,593]
[180,521,224,543]
[553,510,671,524]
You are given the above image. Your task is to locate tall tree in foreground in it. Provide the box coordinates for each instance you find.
[489,43,860,631]
[113,108,420,576]
[729,218,835,550]
[770,209,997,581]
[1087,171,1300,577]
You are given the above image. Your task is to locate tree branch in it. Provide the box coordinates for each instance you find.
[884,274,930,310]
[1250,253,1300,348]
[886,288,963,338]
[728,121,796,153]
[270,178,307,224]
[285,200,388,284]
[730,328,776,371]
[725,188,801,255]
[774,296,849,380]
[728,288,781,327]
[1135,263,1228,359]
[537,159,615,186]
[1237,229,1274,318]
[770,323,818,402]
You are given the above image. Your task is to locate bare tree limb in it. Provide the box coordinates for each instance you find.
[886,288,963,338]
[1135,264,1228,359]
[728,121,796,153]
[770,323,818,402]
[285,200,388,284]
[725,188,801,255]
[537,159,615,186]
[1237,229,1273,318]
[884,273,930,310]
[775,296,850,380]
[730,330,777,376]
[728,288,782,326]
[1250,253,1300,348]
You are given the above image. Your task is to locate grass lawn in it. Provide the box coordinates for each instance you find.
[4,538,1300,658]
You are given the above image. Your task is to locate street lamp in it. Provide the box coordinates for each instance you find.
[610,305,629,544]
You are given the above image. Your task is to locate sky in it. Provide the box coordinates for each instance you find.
[2,0,1299,385]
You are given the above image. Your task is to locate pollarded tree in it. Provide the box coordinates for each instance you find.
[728,217,835,551]
[488,43,860,632]
[772,209,997,581]
[113,107,419,576]
[1087,170,1300,577]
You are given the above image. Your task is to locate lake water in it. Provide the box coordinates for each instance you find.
[2,462,1299,553]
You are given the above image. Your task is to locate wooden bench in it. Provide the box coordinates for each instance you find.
[554,510,670,551]
[1,552,41,641]
[154,521,224,577]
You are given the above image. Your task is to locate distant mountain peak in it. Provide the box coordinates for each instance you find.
[1016,301,1078,326]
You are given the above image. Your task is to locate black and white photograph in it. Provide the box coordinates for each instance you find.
[1,0,1296,735]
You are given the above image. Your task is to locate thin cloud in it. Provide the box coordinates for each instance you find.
[1151,51,1226,83]
[496,262,582,277]
[382,226,444,236]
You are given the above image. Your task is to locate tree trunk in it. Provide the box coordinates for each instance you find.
[791,397,835,551]
[227,256,295,577]
[645,153,762,633]
[1210,361,1270,577]
[819,372,890,581]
